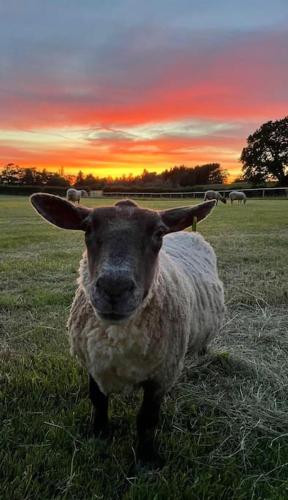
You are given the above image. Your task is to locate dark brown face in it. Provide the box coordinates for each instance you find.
[30,194,216,324]
[84,202,167,322]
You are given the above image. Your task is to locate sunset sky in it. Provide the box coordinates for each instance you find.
[0,1,287,180]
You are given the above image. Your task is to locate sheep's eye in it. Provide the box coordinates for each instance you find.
[85,226,92,240]
[153,229,165,239]
[151,227,166,249]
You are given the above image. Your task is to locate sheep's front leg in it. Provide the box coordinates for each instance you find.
[89,375,109,437]
[136,381,164,464]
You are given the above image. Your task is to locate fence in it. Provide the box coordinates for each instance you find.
[100,187,288,199]
[1,185,287,199]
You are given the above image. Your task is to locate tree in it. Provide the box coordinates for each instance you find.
[45,172,69,186]
[74,170,85,188]
[21,167,38,185]
[160,163,226,187]
[0,163,22,184]
[241,117,288,185]
[84,174,97,188]
[140,169,158,184]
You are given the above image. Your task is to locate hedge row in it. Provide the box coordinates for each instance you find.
[0,185,67,196]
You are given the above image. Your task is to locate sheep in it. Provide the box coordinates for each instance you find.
[228,191,247,205]
[204,190,227,205]
[66,188,88,204]
[30,194,225,466]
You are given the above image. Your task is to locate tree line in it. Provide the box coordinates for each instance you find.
[0,164,70,187]
[0,163,227,190]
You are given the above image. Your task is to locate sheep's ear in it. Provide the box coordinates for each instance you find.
[30,193,91,230]
[160,200,216,233]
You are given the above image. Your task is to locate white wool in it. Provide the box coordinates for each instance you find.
[67,231,225,395]
[204,190,223,201]
[66,188,87,202]
[229,191,246,201]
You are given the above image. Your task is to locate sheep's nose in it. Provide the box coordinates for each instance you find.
[96,274,136,299]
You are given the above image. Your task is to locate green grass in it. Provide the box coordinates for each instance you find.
[1,195,288,499]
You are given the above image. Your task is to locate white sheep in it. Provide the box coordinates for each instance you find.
[66,188,88,204]
[30,194,225,465]
[204,190,227,205]
[229,191,247,205]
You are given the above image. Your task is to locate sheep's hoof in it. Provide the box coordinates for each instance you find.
[93,425,110,440]
[89,418,110,440]
[94,424,110,440]
[135,442,165,471]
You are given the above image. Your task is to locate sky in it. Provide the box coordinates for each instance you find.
[0,0,288,180]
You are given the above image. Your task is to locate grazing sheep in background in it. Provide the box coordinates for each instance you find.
[30,194,225,466]
[229,191,247,205]
[204,190,227,205]
[66,188,88,204]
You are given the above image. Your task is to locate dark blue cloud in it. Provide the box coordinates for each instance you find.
[1,0,287,82]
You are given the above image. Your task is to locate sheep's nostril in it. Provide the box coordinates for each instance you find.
[96,277,105,291]
[127,281,136,292]
[95,275,136,298]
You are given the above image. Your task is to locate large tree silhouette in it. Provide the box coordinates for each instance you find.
[241,117,288,185]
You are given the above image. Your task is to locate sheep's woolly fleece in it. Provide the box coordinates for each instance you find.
[229,191,247,201]
[67,231,225,395]
[66,188,82,203]
[204,190,223,201]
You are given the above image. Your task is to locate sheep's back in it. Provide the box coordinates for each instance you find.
[162,231,217,282]
[229,191,246,200]
[160,231,225,356]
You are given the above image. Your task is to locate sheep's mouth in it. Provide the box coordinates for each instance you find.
[90,290,143,323]
[97,310,135,323]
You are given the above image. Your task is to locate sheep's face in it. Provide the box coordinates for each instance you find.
[30,194,216,324]
[84,201,166,323]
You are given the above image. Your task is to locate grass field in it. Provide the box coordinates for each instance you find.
[1,195,288,499]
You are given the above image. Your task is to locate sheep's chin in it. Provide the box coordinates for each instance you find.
[88,287,149,326]
[92,308,138,326]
